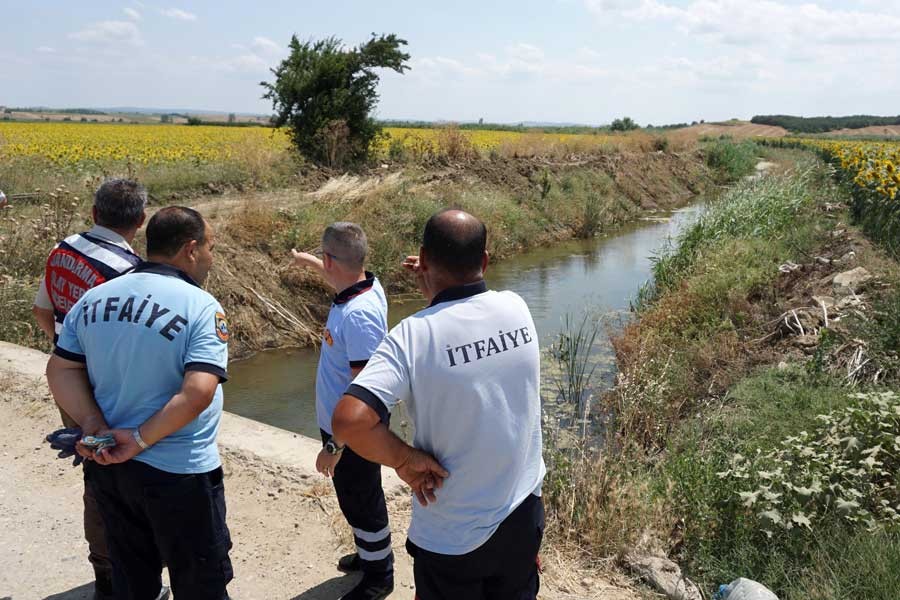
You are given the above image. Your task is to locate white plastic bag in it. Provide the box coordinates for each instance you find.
[715,578,778,600]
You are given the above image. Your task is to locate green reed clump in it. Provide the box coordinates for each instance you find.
[704,138,759,182]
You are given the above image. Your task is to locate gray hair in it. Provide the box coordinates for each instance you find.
[93,179,147,230]
[322,222,367,269]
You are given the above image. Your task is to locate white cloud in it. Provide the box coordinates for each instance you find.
[124,7,141,20]
[191,52,270,73]
[161,8,197,21]
[409,43,616,89]
[251,36,281,56]
[69,20,143,46]
[230,54,268,71]
[37,46,56,53]
[584,0,900,46]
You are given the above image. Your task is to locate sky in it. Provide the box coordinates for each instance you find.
[2,0,899,125]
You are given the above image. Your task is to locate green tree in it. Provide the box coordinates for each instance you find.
[610,116,639,132]
[261,34,410,167]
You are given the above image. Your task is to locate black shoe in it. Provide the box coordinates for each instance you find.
[93,576,114,600]
[93,588,114,600]
[341,574,394,600]
[337,553,362,573]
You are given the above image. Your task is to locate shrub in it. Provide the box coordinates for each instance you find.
[704,139,758,182]
[652,136,670,152]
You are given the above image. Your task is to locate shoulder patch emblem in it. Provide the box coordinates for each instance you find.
[215,312,230,343]
[324,328,334,346]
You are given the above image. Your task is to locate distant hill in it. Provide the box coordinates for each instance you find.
[752,114,900,134]
[101,107,269,118]
[2,105,270,118]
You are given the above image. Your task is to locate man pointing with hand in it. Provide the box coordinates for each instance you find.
[333,209,546,600]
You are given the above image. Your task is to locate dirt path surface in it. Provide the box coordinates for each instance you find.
[0,343,638,600]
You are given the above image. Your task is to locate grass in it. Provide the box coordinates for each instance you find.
[703,138,759,182]
[0,185,85,352]
[541,154,900,599]
[637,161,820,308]
[232,165,654,294]
[662,372,899,598]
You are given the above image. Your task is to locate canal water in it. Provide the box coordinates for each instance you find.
[225,203,705,438]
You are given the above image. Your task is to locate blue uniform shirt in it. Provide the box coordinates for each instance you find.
[315,272,387,435]
[55,262,229,475]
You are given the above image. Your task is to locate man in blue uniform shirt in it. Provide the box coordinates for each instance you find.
[46,206,233,600]
[291,222,393,600]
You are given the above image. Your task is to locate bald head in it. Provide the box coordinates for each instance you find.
[422,209,487,279]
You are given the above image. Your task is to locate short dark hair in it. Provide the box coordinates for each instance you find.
[146,206,207,258]
[422,209,487,278]
[94,179,147,229]
[322,222,367,269]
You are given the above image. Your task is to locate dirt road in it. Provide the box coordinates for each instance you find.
[0,342,637,600]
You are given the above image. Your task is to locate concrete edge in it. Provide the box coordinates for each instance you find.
[0,341,405,492]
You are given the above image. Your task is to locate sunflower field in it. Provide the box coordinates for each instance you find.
[0,122,291,165]
[767,137,900,258]
[0,122,620,168]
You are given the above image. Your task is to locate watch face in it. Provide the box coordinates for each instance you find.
[326,440,339,454]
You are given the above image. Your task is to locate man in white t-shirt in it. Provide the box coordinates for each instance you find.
[332,209,546,600]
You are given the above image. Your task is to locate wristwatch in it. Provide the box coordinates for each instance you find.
[324,438,344,455]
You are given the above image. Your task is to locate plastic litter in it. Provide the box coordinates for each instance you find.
[714,578,778,600]
[81,434,116,451]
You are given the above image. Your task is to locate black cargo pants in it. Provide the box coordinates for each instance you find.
[85,460,233,600]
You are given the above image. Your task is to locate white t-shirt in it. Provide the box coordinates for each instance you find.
[348,281,546,555]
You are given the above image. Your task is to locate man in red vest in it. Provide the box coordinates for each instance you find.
[33,179,146,600]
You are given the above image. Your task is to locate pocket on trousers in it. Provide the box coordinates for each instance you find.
[197,538,234,582]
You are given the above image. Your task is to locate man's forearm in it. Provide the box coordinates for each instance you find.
[306,256,327,280]
[138,394,207,446]
[334,420,412,469]
[46,356,107,433]
[137,371,219,446]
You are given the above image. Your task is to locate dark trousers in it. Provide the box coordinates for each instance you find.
[85,460,233,600]
[58,406,112,589]
[407,494,545,600]
[321,430,394,577]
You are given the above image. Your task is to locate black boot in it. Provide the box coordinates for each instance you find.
[342,573,394,600]
[93,573,114,600]
[337,553,362,573]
